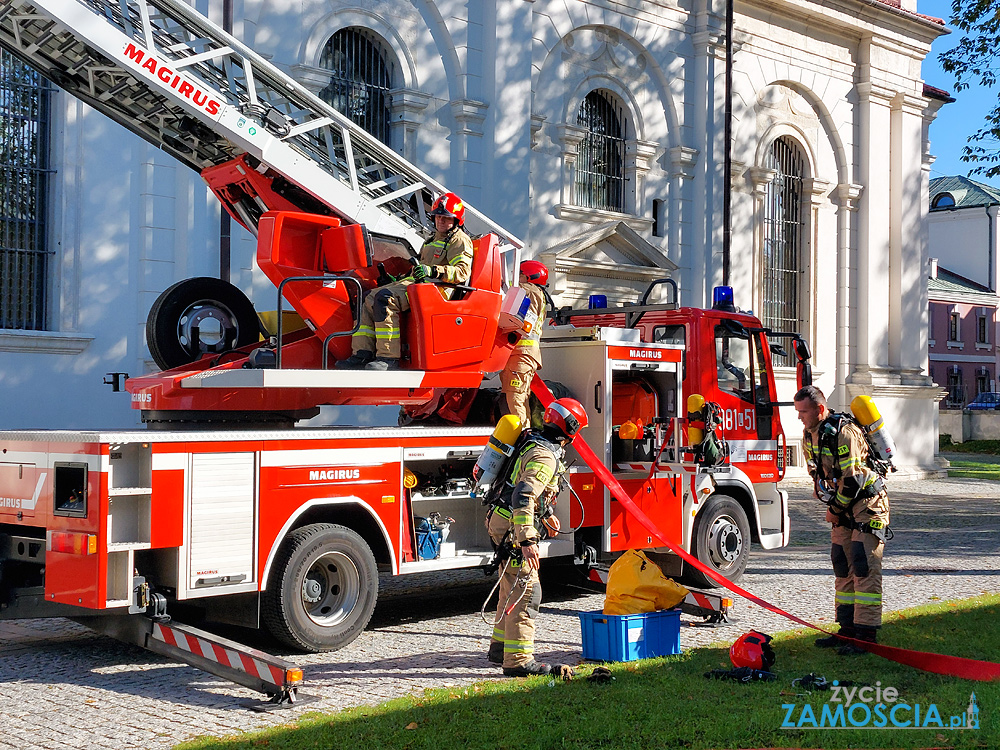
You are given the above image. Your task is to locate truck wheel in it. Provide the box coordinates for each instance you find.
[685,495,750,589]
[262,523,379,652]
[146,277,260,370]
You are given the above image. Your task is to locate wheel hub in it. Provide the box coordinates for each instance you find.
[706,515,743,569]
[302,577,323,603]
[301,551,361,627]
[177,301,237,354]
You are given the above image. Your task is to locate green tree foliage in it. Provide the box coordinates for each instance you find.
[939,0,1000,177]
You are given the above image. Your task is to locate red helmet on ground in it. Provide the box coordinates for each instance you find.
[520,260,549,286]
[543,397,588,440]
[729,631,775,671]
[429,192,466,226]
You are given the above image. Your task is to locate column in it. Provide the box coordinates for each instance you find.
[852,74,897,385]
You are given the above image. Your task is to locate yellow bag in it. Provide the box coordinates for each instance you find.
[603,549,689,615]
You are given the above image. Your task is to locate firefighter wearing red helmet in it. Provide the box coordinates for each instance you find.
[501,260,549,426]
[486,397,587,676]
[337,192,473,370]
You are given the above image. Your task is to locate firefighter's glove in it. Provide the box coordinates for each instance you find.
[554,664,575,681]
[587,666,614,684]
[412,263,436,281]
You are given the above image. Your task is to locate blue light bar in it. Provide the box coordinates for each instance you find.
[713,286,735,311]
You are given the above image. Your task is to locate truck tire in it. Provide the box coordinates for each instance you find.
[146,277,260,370]
[262,523,379,652]
[684,494,750,589]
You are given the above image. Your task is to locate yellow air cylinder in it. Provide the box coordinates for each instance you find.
[472,414,522,490]
[850,395,897,465]
[687,393,706,445]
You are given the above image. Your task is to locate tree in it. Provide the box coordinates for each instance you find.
[939,0,1000,177]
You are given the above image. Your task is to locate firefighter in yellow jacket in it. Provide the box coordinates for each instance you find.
[501,260,548,427]
[486,397,588,676]
[336,192,473,371]
[795,384,890,655]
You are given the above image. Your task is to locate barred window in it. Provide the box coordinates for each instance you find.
[319,28,393,146]
[976,368,989,396]
[946,367,963,406]
[760,136,805,367]
[576,90,626,213]
[1,50,52,331]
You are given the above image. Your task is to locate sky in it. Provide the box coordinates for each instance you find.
[919,0,997,186]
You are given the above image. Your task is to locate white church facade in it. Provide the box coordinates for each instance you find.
[0,0,948,472]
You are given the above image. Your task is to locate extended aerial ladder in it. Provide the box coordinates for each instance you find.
[0,0,517,247]
[0,0,526,420]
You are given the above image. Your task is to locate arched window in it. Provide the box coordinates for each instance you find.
[931,192,956,209]
[319,28,393,146]
[0,48,51,331]
[575,90,626,212]
[761,136,805,366]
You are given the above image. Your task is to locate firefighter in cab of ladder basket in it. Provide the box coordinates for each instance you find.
[486,397,588,676]
[337,192,474,371]
[794,385,891,655]
[501,260,549,427]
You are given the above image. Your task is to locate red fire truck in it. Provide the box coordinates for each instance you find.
[0,0,811,701]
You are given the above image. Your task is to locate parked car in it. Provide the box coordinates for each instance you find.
[966,392,1000,410]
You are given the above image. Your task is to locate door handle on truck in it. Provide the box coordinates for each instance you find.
[594,381,602,413]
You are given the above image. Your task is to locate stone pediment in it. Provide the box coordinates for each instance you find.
[537,221,677,306]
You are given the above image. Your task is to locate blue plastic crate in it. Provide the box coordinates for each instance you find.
[578,608,682,662]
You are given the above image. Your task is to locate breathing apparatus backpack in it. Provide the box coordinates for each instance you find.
[817,396,897,483]
[686,395,729,467]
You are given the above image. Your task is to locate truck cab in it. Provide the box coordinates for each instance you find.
[545,285,808,586]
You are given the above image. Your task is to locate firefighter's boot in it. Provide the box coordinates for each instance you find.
[837,625,877,656]
[816,602,855,647]
[502,660,552,677]
[336,350,374,370]
[815,629,852,648]
[487,641,504,664]
[816,619,854,648]
[366,357,400,371]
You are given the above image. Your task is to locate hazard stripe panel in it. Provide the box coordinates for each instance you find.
[152,622,287,688]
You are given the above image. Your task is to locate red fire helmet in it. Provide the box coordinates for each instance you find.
[729,630,776,671]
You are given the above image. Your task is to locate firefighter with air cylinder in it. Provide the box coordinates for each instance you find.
[794,385,896,655]
[499,260,549,427]
[473,397,588,677]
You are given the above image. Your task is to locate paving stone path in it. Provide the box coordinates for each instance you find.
[1,476,997,749]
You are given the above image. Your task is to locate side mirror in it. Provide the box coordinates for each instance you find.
[792,336,812,361]
[797,361,813,389]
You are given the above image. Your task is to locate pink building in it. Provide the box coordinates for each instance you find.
[928,176,1000,409]
[928,264,996,408]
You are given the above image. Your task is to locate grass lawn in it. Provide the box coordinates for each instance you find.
[940,439,1000,455]
[947,460,1000,480]
[178,594,998,750]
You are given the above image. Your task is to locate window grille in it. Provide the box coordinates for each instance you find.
[977,315,988,344]
[976,370,989,396]
[1,49,52,331]
[947,368,964,407]
[575,90,626,213]
[760,136,805,367]
[319,28,393,146]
